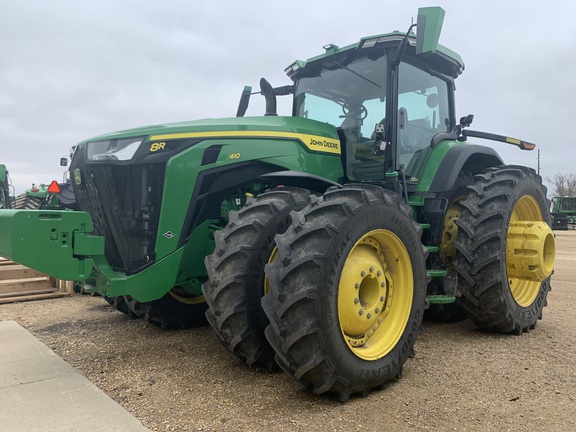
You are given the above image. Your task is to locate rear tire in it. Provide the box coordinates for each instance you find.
[12,193,43,209]
[202,187,312,370]
[453,166,554,334]
[262,185,428,400]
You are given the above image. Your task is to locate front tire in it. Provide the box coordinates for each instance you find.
[262,185,428,400]
[453,166,555,334]
[126,287,208,329]
[103,295,140,319]
[202,187,312,370]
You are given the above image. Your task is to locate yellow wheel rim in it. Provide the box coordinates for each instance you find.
[263,246,278,296]
[506,195,555,307]
[439,197,465,268]
[168,286,206,305]
[338,229,413,361]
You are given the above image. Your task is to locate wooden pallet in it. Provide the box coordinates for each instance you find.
[0,257,73,304]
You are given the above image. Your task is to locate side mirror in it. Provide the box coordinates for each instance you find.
[416,7,445,55]
[60,157,68,167]
[460,114,474,128]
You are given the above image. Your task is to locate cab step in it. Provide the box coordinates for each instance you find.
[427,269,448,278]
[426,294,456,304]
[408,201,425,207]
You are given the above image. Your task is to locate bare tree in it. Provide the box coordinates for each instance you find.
[547,172,576,196]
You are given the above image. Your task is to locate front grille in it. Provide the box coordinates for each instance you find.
[71,150,165,275]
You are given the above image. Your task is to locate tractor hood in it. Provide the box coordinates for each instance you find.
[70,114,344,277]
[80,116,340,144]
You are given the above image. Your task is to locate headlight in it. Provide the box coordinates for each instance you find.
[86,137,145,161]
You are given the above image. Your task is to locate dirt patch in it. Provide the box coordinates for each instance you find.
[1,231,575,431]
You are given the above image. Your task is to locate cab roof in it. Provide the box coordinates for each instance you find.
[285,31,464,80]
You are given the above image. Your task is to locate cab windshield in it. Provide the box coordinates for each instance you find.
[294,55,388,181]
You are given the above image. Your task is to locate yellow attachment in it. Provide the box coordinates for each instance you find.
[338,230,413,361]
[506,195,556,307]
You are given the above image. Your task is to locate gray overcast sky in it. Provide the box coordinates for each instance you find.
[2,0,574,195]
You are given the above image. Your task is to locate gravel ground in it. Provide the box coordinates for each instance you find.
[1,231,575,432]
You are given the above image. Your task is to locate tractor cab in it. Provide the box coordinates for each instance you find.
[286,11,464,185]
[290,44,458,182]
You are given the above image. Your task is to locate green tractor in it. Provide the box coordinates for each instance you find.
[11,155,78,210]
[12,181,78,211]
[0,7,555,400]
[0,164,12,209]
[12,183,51,209]
[551,196,576,230]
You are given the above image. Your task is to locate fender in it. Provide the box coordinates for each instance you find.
[178,161,284,248]
[428,144,503,193]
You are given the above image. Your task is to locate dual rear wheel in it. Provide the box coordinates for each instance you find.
[453,166,554,333]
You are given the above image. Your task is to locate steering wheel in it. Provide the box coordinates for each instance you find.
[341,103,368,120]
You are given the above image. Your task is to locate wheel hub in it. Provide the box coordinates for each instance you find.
[506,194,556,307]
[338,230,413,361]
[339,244,391,344]
[506,221,555,282]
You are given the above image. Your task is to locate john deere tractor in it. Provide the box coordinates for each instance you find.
[551,196,576,230]
[11,154,78,210]
[0,7,555,400]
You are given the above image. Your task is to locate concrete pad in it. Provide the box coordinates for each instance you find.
[0,321,149,432]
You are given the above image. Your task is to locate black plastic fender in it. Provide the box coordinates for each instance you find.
[428,144,503,193]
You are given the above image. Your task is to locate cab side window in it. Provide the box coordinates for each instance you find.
[397,62,450,168]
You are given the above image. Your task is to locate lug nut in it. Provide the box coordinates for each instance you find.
[381,282,386,287]
[377,271,382,276]
[355,283,360,289]
[369,266,374,272]
[375,308,380,313]
[359,310,364,316]
[367,313,372,319]
[354,298,360,304]
[361,271,366,277]
[380,296,385,301]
